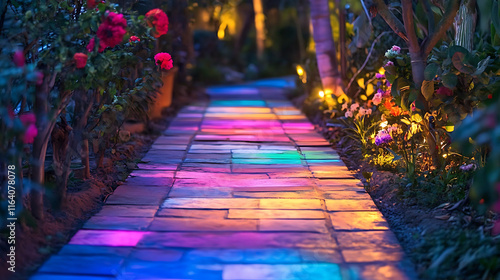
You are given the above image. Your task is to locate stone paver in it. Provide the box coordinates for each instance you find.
[33,79,415,279]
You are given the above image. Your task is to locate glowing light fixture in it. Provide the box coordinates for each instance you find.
[296,65,304,76]
[319,90,325,98]
[380,121,388,128]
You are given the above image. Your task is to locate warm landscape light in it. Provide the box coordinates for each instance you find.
[296,65,304,76]
[380,121,388,128]
[319,90,325,98]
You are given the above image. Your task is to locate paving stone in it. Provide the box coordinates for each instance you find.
[106,186,169,205]
[38,255,123,276]
[150,217,258,231]
[323,191,372,200]
[96,205,158,217]
[175,171,268,180]
[126,171,174,186]
[325,199,378,211]
[299,249,343,263]
[157,208,228,219]
[228,209,325,219]
[136,163,178,170]
[119,261,222,279]
[259,220,328,233]
[233,191,318,199]
[150,144,188,151]
[128,248,184,262]
[222,263,342,280]
[31,275,114,280]
[335,231,401,250]
[330,212,389,230]
[259,199,321,209]
[138,232,337,249]
[342,249,404,263]
[168,186,234,198]
[69,230,146,247]
[84,216,153,231]
[184,248,303,264]
[58,245,132,257]
[349,264,414,280]
[162,198,260,209]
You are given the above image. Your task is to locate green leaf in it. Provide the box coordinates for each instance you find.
[408,89,419,103]
[452,52,474,74]
[473,57,491,76]
[424,63,439,81]
[442,73,458,89]
[421,80,434,101]
[386,148,402,162]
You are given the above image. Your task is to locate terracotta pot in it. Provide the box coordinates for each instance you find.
[149,67,178,119]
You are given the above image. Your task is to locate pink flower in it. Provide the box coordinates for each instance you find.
[96,12,127,49]
[345,110,353,118]
[391,45,401,53]
[385,61,394,67]
[23,124,38,144]
[74,53,88,68]
[13,50,25,67]
[372,92,383,106]
[350,103,359,111]
[436,87,453,96]
[35,71,44,86]
[145,9,169,38]
[87,37,106,53]
[19,113,37,144]
[129,36,140,42]
[19,113,36,125]
[341,103,348,111]
[366,109,372,115]
[154,52,173,70]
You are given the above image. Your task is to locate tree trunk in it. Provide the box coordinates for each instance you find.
[454,0,476,51]
[336,0,347,79]
[310,0,342,96]
[51,117,72,207]
[252,0,266,61]
[30,74,55,220]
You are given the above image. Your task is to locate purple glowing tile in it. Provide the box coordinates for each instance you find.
[69,230,147,247]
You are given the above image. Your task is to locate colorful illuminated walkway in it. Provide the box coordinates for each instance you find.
[32,78,415,279]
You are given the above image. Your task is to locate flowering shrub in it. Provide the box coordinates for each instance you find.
[0,1,175,222]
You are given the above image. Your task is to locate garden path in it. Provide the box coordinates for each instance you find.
[32,78,415,280]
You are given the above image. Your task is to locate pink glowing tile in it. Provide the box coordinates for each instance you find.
[69,230,147,247]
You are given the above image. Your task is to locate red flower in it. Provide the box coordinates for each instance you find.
[87,37,106,53]
[154,52,173,70]
[87,0,97,8]
[74,53,88,68]
[23,124,38,144]
[488,94,493,99]
[436,87,453,97]
[13,50,25,67]
[96,12,127,49]
[20,113,36,125]
[19,113,38,144]
[129,36,140,42]
[145,9,169,38]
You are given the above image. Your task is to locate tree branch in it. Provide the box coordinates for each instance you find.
[372,0,408,42]
[401,0,419,52]
[423,0,461,55]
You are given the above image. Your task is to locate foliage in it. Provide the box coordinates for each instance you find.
[0,0,173,224]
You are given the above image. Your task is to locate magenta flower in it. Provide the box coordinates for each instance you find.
[375,73,385,79]
[13,50,25,67]
[375,130,392,146]
[391,45,401,53]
